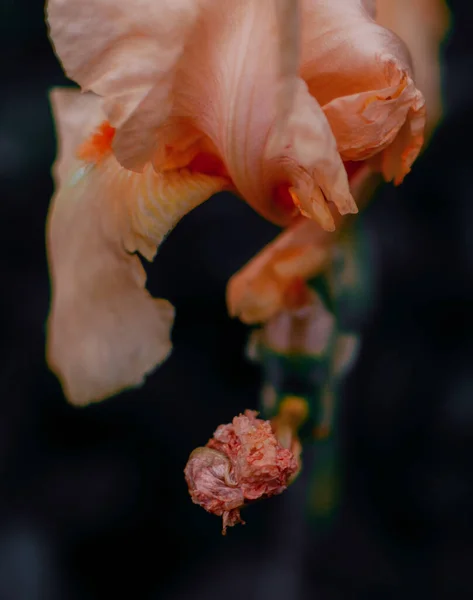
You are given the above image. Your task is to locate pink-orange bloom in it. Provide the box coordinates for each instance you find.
[227,0,449,326]
[184,410,298,534]
[227,170,380,324]
[45,0,425,404]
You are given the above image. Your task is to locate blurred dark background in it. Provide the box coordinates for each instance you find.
[1,1,472,598]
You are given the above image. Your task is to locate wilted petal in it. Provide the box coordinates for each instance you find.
[46,0,200,170]
[185,410,298,533]
[300,0,426,183]
[184,447,245,534]
[47,89,227,405]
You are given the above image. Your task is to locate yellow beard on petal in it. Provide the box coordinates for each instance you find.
[74,120,231,260]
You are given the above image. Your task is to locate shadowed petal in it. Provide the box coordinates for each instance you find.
[265,80,358,229]
[172,3,355,228]
[49,88,103,186]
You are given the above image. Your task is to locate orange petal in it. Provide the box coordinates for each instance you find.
[323,70,426,183]
[46,0,200,171]
[300,0,426,183]
[76,121,116,164]
[47,89,227,405]
[226,168,380,325]
[48,0,357,229]
[161,3,354,228]
[49,88,104,187]
[264,80,358,229]
[227,218,332,324]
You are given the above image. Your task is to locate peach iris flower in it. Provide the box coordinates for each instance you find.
[45,0,425,405]
[228,0,449,325]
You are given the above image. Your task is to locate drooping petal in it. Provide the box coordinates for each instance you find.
[264,80,358,229]
[227,169,379,325]
[46,0,200,170]
[163,1,356,229]
[300,0,426,184]
[47,89,227,405]
[227,217,332,324]
[47,0,355,229]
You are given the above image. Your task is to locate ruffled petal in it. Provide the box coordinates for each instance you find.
[46,0,200,170]
[300,0,426,183]
[265,80,357,229]
[47,89,227,405]
[166,2,355,228]
[323,72,425,184]
[48,0,356,229]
